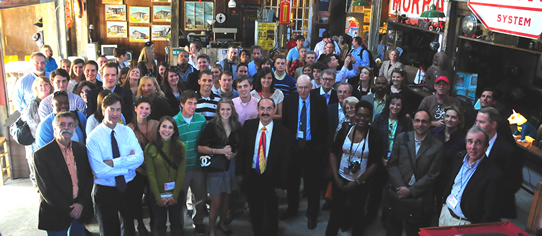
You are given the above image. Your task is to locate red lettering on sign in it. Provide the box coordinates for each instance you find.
[412,0,420,14]
[496,14,532,26]
[403,0,411,13]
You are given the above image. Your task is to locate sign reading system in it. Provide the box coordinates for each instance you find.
[468,0,542,39]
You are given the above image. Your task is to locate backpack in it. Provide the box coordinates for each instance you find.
[10,117,34,145]
[360,46,375,70]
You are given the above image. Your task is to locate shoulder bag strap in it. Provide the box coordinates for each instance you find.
[157,147,178,170]
[403,133,418,181]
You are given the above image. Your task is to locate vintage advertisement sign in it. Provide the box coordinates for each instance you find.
[388,0,447,18]
[279,0,291,25]
[256,22,276,50]
[468,0,542,39]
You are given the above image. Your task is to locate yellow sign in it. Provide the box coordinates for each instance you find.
[257,22,276,50]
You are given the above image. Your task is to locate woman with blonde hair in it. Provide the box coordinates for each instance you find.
[138,46,157,77]
[21,76,52,188]
[379,49,403,83]
[137,76,175,120]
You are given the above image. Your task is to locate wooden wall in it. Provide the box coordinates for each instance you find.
[88,0,171,64]
[0,5,42,59]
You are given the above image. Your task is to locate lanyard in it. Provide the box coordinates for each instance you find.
[348,126,369,163]
[457,162,478,196]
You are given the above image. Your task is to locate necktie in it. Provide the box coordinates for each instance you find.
[299,101,307,148]
[323,93,330,104]
[257,127,267,174]
[111,130,127,193]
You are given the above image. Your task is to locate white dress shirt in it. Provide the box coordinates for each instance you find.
[486,133,497,157]
[252,121,274,169]
[87,123,144,187]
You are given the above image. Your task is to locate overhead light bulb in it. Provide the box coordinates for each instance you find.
[228,0,236,8]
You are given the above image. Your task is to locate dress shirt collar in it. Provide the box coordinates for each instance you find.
[274,71,286,81]
[258,120,274,133]
[486,133,498,157]
[320,87,332,96]
[464,153,484,169]
[57,139,72,150]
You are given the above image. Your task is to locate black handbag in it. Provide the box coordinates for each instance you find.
[384,133,424,220]
[10,117,34,145]
[199,146,230,172]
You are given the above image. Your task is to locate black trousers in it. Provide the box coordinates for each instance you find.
[94,182,135,236]
[247,170,279,236]
[325,177,369,236]
[385,211,431,236]
[366,166,388,219]
[285,142,323,219]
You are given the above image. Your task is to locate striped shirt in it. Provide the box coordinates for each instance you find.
[274,72,297,97]
[173,112,207,172]
[196,91,221,121]
[38,92,87,121]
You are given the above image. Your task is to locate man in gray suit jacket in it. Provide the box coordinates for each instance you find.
[386,109,444,236]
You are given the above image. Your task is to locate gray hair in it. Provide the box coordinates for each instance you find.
[53,111,78,128]
[321,69,336,80]
[342,96,359,115]
[337,82,353,93]
[466,126,490,147]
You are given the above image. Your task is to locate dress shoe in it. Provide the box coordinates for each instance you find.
[308,218,317,230]
[279,210,297,220]
[194,224,205,236]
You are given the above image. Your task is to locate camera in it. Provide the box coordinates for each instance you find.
[348,161,360,174]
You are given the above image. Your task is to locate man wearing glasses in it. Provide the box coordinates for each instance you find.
[280,75,328,230]
[386,109,444,236]
[13,52,50,112]
[310,69,339,105]
[418,76,462,127]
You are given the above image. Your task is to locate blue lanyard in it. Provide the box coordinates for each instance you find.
[458,162,478,195]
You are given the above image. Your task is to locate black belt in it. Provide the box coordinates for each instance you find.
[448,208,469,221]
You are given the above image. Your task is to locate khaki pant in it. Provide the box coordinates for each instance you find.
[439,204,472,226]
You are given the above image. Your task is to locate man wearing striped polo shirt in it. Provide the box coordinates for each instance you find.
[196,70,221,121]
[173,90,208,235]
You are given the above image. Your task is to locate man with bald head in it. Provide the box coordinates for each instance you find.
[281,75,329,229]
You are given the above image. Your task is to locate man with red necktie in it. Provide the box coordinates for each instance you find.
[236,98,293,236]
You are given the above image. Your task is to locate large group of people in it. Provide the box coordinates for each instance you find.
[14,33,524,236]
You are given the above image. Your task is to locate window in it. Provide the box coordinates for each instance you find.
[264,0,312,44]
[185,1,214,30]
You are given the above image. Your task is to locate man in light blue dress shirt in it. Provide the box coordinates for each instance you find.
[439,126,502,226]
[13,52,50,112]
[87,93,143,236]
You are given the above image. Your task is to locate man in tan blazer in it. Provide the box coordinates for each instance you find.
[386,109,444,236]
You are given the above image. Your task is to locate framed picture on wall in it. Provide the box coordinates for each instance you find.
[105,5,126,21]
[130,26,150,42]
[103,0,123,4]
[129,6,150,23]
[152,25,171,41]
[185,1,214,31]
[106,21,128,38]
[153,6,172,22]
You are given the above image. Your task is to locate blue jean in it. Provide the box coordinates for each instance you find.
[46,218,85,236]
[149,192,183,230]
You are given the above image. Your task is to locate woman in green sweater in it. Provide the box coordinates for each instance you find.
[145,116,187,236]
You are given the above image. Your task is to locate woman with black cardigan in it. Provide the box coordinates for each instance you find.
[161,67,188,115]
[389,68,420,117]
[326,100,384,236]
[137,76,175,120]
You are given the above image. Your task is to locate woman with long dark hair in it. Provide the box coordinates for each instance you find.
[145,116,187,236]
[368,93,413,221]
[326,100,384,235]
[137,76,175,120]
[198,98,241,236]
[161,67,188,115]
[250,67,284,120]
[389,68,419,117]
[68,58,85,92]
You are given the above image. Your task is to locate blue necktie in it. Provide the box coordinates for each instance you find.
[111,130,127,193]
[299,101,307,148]
[324,93,330,104]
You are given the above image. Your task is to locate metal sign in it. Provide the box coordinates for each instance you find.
[388,0,447,18]
[172,48,184,56]
[468,0,542,39]
[279,0,290,25]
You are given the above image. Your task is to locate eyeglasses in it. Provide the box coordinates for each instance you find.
[392,68,403,72]
[355,113,371,118]
[53,91,68,97]
[322,78,334,82]
[414,119,430,124]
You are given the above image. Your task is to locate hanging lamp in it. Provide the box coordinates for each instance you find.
[420,3,445,18]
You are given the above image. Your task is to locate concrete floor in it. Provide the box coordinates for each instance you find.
[0,178,532,236]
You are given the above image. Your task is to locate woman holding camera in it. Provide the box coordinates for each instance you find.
[325,100,384,236]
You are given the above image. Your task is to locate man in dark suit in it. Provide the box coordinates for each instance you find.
[310,69,339,105]
[439,126,502,226]
[86,62,134,123]
[280,75,329,229]
[386,109,444,236]
[475,107,523,219]
[236,98,293,236]
[34,111,94,235]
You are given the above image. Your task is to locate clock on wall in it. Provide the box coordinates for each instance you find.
[216,13,226,24]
